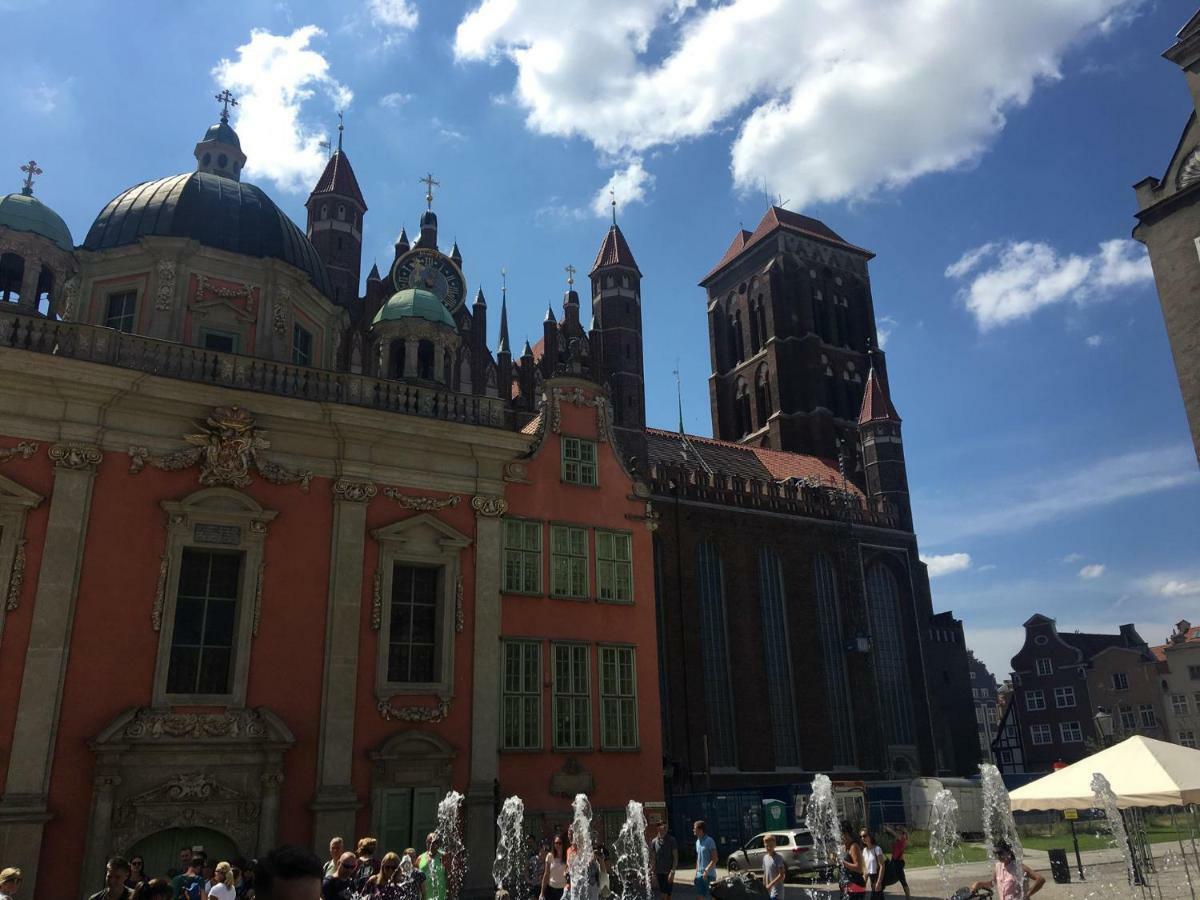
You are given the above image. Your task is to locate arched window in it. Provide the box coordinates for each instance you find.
[726,316,738,371]
[814,554,853,764]
[417,340,436,380]
[755,366,771,428]
[749,299,761,354]
[321,205,328,220]
[866,563,916,746]
[337,204,346,220]
[696,541,736,767]
[756,294,768,345]
[734,379,752,437]
[758,548,798,767]
[388,339,406,379]
[733,311,745,363]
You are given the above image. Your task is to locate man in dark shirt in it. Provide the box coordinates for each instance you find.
[321,852,359,900]
[651,821,678,900]
[89,857,135,900]
[254,846,324,900]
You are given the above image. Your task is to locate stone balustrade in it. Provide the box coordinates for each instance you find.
[0,309,508,429]
[646,460,900,528]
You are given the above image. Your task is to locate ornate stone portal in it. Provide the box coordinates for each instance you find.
[83,706,294,889]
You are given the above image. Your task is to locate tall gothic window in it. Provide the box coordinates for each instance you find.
[866,563,916,746]
[696,540,736,767]
[755,366,771,428]
[734,312,746,363]
[749,299,762,354]
[758,548,798,767]
[814,554,854,764]
[735,380,752,437]
[756,294,768,346]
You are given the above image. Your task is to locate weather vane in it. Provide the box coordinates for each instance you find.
[609,188,617,226]
[500,267,507,299]
[419,172,440,210]
[337,110,344,151]
[19,160,42,196]
[319,139,332,154]
[215,89,238,123]
[565,264,576,287]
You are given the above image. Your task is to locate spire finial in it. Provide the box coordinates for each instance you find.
[215,89,238,124]
[420,172,440,210]
[337,110,344,152]
[19,160,42,197]
[610,188,617,226]
[500,266,507,299]
[565,264,576,288]
[674,361,685,435]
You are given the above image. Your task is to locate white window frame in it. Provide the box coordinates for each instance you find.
[1025,689,1046,711]
[550,524,589,599]
[1119,706,1137,732]
[502,518,542,595]
[372,513,471,701]
[596,529,634,604]
[1030,724,1052,745]
[561,437,598,486]
[552,642,592,751]
[291,322,313,366]
[1139,704,1158,728]
[1112,672,1129,691]
[1172,693,1189,717]
[103,289,139,333]
[153,488,276,707]
[0,473,42,641]
[1060,721,1083,743]
[599,644,639,750]
[1035,658,1053,676]
[1180,731,1197,749]
[1054,686,1076,708]
[501,640,542,751]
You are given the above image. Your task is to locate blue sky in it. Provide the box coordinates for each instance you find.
[6,0,1199,679]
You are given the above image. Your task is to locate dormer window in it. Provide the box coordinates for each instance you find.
[218,154,228,169]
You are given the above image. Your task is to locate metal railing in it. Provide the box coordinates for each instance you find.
[0,309,508,428]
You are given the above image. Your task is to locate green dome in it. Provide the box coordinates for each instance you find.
[0,192,73,251]
[373,288,456,328]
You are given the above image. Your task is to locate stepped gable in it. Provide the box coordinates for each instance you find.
[701,205,874,284]
[310,150,367,209]
[645,427,861,497]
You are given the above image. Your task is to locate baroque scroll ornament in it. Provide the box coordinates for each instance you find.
[155,260,177,312]
[49,443,102,470]
[377,696,451,723]
[333,479,377,503]
[470,495,507,517]
[128,406,312,492]
[0,442,37,465]
[382,487,460,510]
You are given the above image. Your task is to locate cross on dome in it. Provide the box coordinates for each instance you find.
[565,264,576,287]
[19,159,42,196]
[420,172,440,210]
[214,89,238,123]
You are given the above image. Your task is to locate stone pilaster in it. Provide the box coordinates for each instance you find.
[17,258,41,311]
[0,443,100,891]
[311,479,375,849]
[465,495,506,896]
[81,774,121,888]
[259,770,285,852]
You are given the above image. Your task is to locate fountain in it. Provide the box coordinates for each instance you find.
[567,793,596,900]
[804,774,840,882]
[612,800,654,900]
[928,788,961,899]
[980,764,1023,866]
[438,789,468,900]
[494,795,527,899]
[1091,772,1145,894]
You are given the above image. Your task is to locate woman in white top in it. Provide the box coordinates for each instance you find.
[540,834,569,900]
[859,830,885,898]
[0,867,21,900]
[206,862,237,900]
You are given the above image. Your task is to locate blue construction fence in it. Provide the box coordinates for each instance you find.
[667,784,908,863]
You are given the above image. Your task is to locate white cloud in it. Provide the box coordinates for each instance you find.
[213,26,352,193]
[379,91,413,108]
[1160,579,1200,598]
[367,0,418,31]
[591,159,655,218]
[1137,572,1200,600]
[918,443,1199,546]
[877,315,898,350]
[946,238,1152,330]
[1079,563,1106,579]
[432,117,466,143]
[922,552,972,578]
[977,564,998,573]
[454,0,1139,207]
[1062,553,1084,564]
[1085,334,1104,347]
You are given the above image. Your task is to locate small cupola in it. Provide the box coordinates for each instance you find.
[194,90,248,181]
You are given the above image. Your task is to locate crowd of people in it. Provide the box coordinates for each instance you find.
[0,815,1047,900]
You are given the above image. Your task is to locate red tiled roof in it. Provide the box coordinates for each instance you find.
[590,224,640,275]
[1151,645,1168,662]
[858,367,901,425]
[310,151,367,209]
[645,427,863,497]
[700,206,873,285]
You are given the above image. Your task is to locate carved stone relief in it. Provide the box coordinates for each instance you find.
[155,260,177,312]
[382,487,460,510]
[376,696,452,723]
[49,443,102,471]
[470,495,507,518]
[333,479,377,503]
[0,442,37,465]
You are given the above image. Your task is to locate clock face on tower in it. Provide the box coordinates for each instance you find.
[390,248,467,313]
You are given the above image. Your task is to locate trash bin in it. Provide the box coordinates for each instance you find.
[1048,848,1071,884]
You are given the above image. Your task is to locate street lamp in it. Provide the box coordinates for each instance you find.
[1094,707,1114,747]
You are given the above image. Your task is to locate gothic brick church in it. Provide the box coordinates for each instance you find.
[0,97,975,896]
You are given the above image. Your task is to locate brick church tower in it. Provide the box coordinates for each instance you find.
[305,121,366,310]
[699,207,883,465]
[858,350,911,528]
[590,220,647,464]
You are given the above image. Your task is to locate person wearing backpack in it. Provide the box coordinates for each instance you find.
[171,857,205,900]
